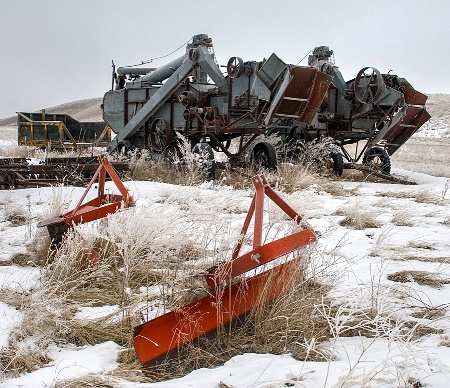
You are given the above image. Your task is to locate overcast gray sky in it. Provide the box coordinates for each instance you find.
[1,0,449,119]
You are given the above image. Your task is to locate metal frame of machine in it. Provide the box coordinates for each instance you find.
[102,34,430,176]
[18,110,111,149]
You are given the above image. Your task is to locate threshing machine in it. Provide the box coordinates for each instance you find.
[102,34,430,176]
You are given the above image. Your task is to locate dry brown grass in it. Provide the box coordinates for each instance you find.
[391,142,450,178]
[440,336,450,347]
[377,190,415,199]
[0,144,31,158]
[126,145,213,186]
[402,320,444,337]
[414,189,442,205]
[0,346,52,377]
[0,141,103,160]
[387,270,450,288]
[4,207,28,226]
[126,152,180,183]
[407,240,436,250]
[53,375,118,388]
[275,163,323,194]
[411,308,446,320]
[401,255,449,264]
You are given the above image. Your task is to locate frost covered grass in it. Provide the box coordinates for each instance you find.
[127,135,216,185]
[0,180,336,384]
[1,123,450,386]
[0,140,102,159]
[335,200,381,230]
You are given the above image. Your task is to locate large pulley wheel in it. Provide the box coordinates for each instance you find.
[354,67,383,104]
[150,118,173,152]
[227,56,244,78]
[179,91,196,107]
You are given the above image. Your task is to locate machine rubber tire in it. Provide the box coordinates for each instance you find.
[251,142,278,171]
[192,142,216,180]
[327,151,344,176]
[116,141,135,157]
[363,147,391,175]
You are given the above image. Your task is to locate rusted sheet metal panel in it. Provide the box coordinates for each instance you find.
[400,81,428,106]
[265,67,332,125]
[383,106,431,155]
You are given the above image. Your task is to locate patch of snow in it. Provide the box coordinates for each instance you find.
[2,341,121,388]
[0,302,22,348]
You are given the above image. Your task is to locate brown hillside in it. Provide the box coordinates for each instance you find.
[0,97,103,126]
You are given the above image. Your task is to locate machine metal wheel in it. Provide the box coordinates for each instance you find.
[251,142,278,171]
[192,142,216,180]
[227,57,244,78]
[354,67,383,104]
[150,118,173,152]
[363,147,391,175]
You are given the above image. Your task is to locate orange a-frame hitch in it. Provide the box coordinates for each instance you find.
[38,156,134,266]
[133,174,317,365]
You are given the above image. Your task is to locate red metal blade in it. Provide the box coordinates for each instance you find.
[134,259,303,365]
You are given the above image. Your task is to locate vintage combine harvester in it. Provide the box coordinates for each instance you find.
[103,34,430,176]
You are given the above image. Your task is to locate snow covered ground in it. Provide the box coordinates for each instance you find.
[0,153,449,387]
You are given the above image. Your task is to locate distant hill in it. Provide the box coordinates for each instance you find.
[0,97,103,126]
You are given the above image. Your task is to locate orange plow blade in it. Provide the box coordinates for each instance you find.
[38,156,134,266]
[133,174,317,365]
[134,257,306,365]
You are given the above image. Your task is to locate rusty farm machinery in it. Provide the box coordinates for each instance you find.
[37,156,134,265]
[102,33,430,177]
[17,110,111,150]
[0,156,129,190]
[4,33,429,189]
[31,33,431,366]
[38,157,316,365]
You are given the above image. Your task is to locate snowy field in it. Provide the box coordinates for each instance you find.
[0,97,450,387]
[0,144,449,387]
